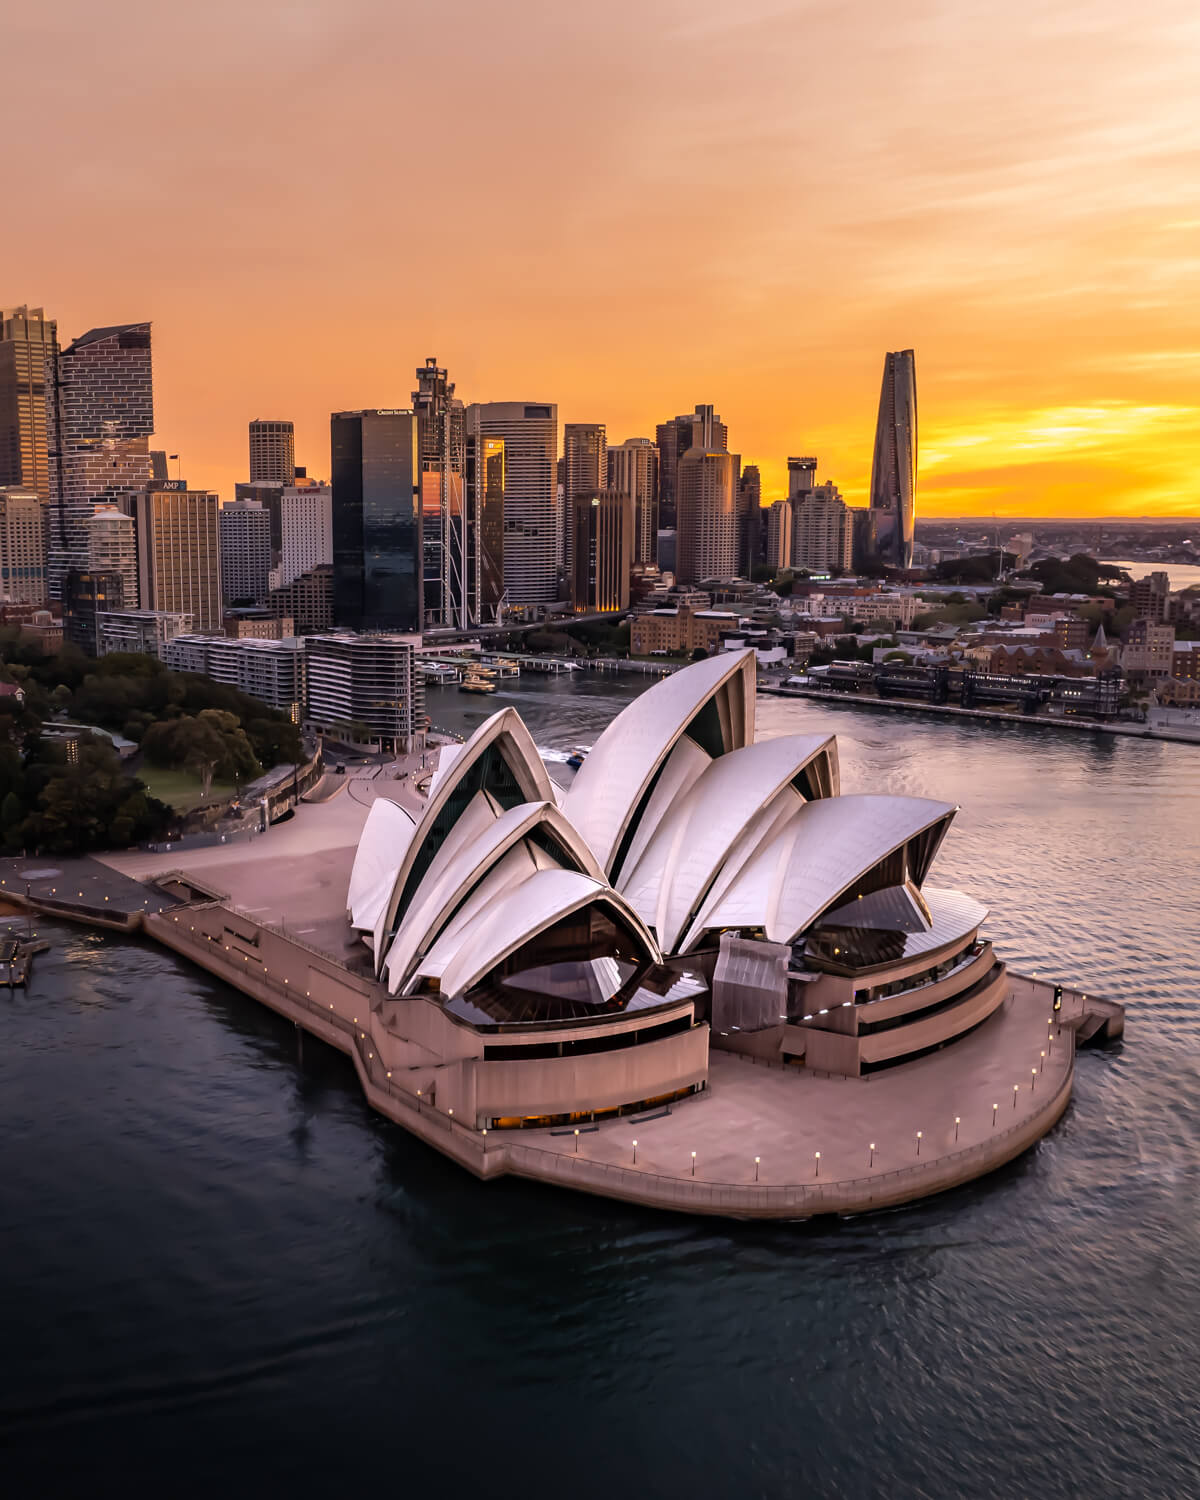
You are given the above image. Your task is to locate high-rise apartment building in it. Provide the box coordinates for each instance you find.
[412,359,473,628]
[607,438,659,567]
[49,323,154,600]
[465,402,558,607]
[164,635,307,721]
[0,307,58,506]
[278,483,332,589]
[563,423,607,579]
[656,406,727,527]
[1130,571,1170,623]
[85,504,137,608]
[466,434,505,620]
[304,632,425,752]
[570,491,633,613]
[676,447,737,583]
[330,409,421,632]
[0,487,48,603]
[248,420,296,485]
[792,481,853,572]
[765,499,792,572]
[219,498,272,606]
[133,481,222,633]
[869,349,917,569]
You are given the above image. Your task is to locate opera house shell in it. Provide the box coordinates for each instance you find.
[346,649,1007,1127]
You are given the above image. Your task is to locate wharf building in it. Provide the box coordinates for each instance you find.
[0,486,48,604]
[248,420,295,485]
[868,349,917,570]
[608,438,659,568]
[676,447,737,583]
[164,634,306,721]
[48,323,155,600]
[132,481,223,634]
[0,306,57,508]
[331,409,422,633]
[465,402,558,609]
[304,631,424,752]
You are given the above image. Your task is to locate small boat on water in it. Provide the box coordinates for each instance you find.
[459,673,496,695]
[565,745,589,769]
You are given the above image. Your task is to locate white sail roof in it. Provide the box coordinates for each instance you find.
[563,649,757,877]
[346,797,415,932]
[681,793,957,950]
[618,733,837,952]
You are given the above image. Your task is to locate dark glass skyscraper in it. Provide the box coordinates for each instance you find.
[868,349,917,569]
[331,410,421,633]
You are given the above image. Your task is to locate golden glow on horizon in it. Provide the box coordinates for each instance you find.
[9,0,1200,518]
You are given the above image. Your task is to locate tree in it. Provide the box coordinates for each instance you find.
[142,710,260,794]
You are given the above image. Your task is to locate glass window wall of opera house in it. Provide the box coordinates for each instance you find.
[346,650,1009,1126]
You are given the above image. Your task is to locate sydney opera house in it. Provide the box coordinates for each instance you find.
[344,649,1008,1127]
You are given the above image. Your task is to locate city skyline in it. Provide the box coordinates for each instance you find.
[9,1,1200,520]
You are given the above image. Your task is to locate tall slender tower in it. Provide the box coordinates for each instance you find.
[0,307,58,506]
[49,323,154,600]
[413,359,472,628]
[676,447,736,583]
[330,409,421,633]
[464,402,557,607]
[562,422,607,583]
[608,438,659,567]
[868,349,917,570]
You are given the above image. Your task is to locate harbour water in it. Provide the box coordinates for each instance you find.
[3,675,1198,1497]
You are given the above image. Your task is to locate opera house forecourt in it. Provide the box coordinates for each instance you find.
[127,650,1122,1220]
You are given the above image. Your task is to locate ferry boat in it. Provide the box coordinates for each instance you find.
[459,673,496,695]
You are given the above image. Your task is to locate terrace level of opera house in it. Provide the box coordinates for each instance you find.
[105,649,1123,1219]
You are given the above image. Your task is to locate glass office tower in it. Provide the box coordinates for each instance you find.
[331,409,421,632]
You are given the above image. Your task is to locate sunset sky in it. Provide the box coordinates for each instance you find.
[9,0,1200,516]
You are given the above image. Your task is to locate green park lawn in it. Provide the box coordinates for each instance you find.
[136,765,238,812]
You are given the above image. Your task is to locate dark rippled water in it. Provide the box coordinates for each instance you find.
[3,676,1198,1498]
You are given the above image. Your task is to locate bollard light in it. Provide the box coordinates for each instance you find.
[916,1131,922,1157]
[754,1156,760,1182]
[1013,1085,1019,1109]
[574,1128,580,1153]
[814,1151,821,1178]
[954,1116,961,1142]
[992,1103,998,1128]
[632,1139,638,1165]
[1040,1051,1045,1072]
[1031,1067,1037,1092]
[691,1151,697,1177]
[869,1142,875,1167]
